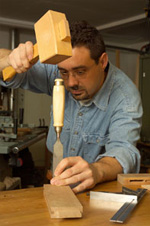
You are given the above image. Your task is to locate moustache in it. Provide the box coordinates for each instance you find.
[69,85,84,91]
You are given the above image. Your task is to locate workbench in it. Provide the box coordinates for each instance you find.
[0,181,149,226]
[0,127,50,186]
[0,127,48,154]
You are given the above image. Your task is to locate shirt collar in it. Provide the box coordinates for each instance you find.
[92,62,115,111]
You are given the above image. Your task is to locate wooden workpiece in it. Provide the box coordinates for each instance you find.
[118,173,150,185]
[141,184,150,190]
[43,184,83,218]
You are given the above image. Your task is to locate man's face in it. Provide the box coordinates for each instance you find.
[58,46,107,100]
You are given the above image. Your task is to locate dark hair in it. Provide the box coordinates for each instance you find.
[70,21,106,64]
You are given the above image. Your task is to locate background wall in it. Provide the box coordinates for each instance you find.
[0,25,10,48]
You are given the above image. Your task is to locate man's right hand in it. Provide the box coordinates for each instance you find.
[7,41,34,74]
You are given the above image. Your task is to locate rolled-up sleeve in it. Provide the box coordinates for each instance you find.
[96,83,143,173]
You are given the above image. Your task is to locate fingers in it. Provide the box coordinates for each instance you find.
[8,41,34,73]
[51,171,95,194]
[54,156,82,176]
[51,156,96,193]
[72,178,94,193]
[52,169,93,186]
[54,156,89,177]
[25,41,34,61]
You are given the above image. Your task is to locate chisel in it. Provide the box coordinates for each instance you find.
[53,78,65,176]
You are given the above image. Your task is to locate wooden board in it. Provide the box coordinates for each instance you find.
[43,184,83,218]
[141,184,150,190]
[118,173,150,185]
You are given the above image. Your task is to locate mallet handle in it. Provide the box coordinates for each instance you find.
[2,43,38,81]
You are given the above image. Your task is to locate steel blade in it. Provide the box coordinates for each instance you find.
[53,138,63,176]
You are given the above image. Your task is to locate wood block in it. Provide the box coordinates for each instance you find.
[17,127,32,136]
[43,184,83,218]
[118,173,150,185]
[141,184,150,190]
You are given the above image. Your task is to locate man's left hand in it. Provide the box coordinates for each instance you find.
[50,156,100,193]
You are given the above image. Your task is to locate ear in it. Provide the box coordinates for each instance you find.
[99,53,108,71]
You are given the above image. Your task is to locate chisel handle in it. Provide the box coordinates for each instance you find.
[53,78,65,132]
[2,43,39,81]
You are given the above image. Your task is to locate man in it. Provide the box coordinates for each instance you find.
[0,21,142,193]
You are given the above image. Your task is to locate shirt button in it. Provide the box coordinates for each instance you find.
[96,139,100,143]
[78,112,83,116]
[71,148,75,152]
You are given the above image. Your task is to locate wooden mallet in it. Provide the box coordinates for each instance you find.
[2,10,72,81]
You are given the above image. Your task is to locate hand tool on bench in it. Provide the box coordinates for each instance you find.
[52,78,65,176]
[2,10,72,81]
[90,186,147,223]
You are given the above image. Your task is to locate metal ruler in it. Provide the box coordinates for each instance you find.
[90,186,147,223]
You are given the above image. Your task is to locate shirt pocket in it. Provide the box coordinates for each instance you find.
[82,133,108,162]
[63,115,71,132]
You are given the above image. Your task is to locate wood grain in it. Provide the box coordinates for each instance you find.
[43,184,83,218]
[141,184,150,190]
[34,10,72,64]
[118,173,150,185]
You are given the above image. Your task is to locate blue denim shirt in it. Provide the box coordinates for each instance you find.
[0,61,143,173]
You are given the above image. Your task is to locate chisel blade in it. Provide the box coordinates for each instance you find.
[53,138,63,176]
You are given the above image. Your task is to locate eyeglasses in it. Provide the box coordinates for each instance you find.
[58,63,97,80]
